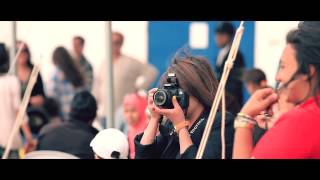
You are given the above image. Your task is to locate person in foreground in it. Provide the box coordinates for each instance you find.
[134,51,235,159]
[233,21,320,159]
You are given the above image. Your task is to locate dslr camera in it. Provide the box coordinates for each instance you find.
[153,73,189,109]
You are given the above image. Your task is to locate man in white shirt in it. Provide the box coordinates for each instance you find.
[93,32,158,128]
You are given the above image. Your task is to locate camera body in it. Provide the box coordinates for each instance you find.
[153,73,189,109]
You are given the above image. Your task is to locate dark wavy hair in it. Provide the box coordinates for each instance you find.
[159,49,219,112]
[286,21,320,105]
[16,41,34,69]
[53,47,84,87]
[0,43,9,74]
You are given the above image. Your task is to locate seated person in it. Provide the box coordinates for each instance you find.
[37,91,98,159]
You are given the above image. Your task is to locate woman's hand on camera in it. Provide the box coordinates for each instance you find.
[240,88,278,118]
[155,96,185,126]
[148,88,162,121]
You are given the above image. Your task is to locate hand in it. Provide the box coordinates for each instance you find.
[255,111,278,129]
[24,139,37,153]
[241,88,278,118]
[155,96,186,126]
[147,88,162,121]
[30,95,44,107]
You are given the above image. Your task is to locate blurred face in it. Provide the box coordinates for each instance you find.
[112,33,123,57]
[16,43,29,66]
[124,104,140,127]
[276,44,311,104]
[215,33,230,48]
[73,39,83,57]
[17,50,29,66]
[245,82,260,95]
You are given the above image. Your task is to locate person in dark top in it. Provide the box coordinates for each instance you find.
[242,68,269,146]
[134,52,235,159]
[16,41,46,107]
[38,97,63,137]
[15,41,47,136]
[36,90,98,159]
[214,22,245,112]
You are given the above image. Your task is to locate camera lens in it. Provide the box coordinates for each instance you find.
[153,90,167,106]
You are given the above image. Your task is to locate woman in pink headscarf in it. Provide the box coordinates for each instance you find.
[123,93,148,159]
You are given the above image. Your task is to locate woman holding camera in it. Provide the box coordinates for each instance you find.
[134,54,235,159]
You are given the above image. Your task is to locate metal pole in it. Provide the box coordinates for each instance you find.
[10,21,17,75]
[105,21,114,128]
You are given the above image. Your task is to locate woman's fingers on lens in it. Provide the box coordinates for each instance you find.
[155,106,172,116]
[148,88,158,96]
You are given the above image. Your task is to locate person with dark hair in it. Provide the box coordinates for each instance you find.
[214,22,245,114]
[47,46,85,121]
[134,52,235,159]
[16,41,46,107]
[233,22,320,159]
[0,43,35,158]
[37,91,99,159]
[93,32,158,128]
[38,97,63,137]
[72,36,93,91]
[242,68,269,146]
[243,68,268,95]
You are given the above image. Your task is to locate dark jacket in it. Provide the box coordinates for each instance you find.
[253,125,267,146]
[215,49,245,108]
[37,120,98,159]
[134,111,235,159]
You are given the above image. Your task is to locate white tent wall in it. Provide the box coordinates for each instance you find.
[0,21,16,65]
[15,21,108,93]
[0,21,14,47]
[0,21,148,94]
[0,21,300,91]
[254,21,299,87]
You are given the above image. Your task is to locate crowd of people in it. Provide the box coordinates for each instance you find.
[1,21,320,159]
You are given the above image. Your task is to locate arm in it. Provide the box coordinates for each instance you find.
[135,118,169,159]
[178,128,193,154]
[92,63,104,105]
[21,121,34,142]
[29,74,45,107]
[140,117,160,145]
[135,88,166,159]
[12,78,36,152]
[85,62,94,91]
[155,96,196,157]
[233,88,278,159]
[135,62,159,90]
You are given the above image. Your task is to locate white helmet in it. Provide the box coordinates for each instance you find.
[90,128,129,159]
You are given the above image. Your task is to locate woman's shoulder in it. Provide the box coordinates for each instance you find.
[1,74,20,86]
[275,103,320,132]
